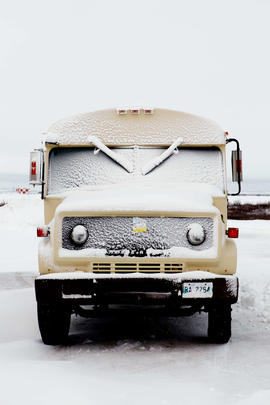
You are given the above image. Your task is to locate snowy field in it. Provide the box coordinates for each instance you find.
[229,195,270,205]
[0,194,270,404]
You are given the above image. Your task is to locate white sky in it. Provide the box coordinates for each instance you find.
[0,0,270,180]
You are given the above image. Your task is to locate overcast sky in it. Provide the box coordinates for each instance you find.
[0,0,270,180]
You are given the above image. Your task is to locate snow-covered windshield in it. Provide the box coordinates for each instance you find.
[47,146,224,195]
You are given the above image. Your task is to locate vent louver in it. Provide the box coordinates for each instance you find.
[91,262,183,273]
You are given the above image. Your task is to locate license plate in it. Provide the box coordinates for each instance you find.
[182,282,213,298]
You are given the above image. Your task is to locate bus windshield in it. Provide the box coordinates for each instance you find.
[47,146,225,195]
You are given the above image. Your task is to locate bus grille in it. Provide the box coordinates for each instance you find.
[91,262,183,273]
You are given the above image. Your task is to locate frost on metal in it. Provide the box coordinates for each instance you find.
[44,108,226,146]
[48,147,224,194]
[37,271,238,285]
[62,217,214,257]
[45,132,59,144]
[225,277,239,298]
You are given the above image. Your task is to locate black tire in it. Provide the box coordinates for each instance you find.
[37,303,71,345]
[208,304,231,343]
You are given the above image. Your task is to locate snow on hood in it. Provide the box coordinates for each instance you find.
[55,182,221,214]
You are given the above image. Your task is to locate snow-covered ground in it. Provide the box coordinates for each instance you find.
[0,194,270,404]
[228,195,270,205]
[0,193,41,275]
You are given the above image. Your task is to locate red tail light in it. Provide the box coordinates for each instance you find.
[31,161,37,175]
[227,227,239,238]
[37,226,50,237]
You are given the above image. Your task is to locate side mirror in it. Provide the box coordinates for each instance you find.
[231,150,243,182]
[226,138,242,195]
[29,150,44,185]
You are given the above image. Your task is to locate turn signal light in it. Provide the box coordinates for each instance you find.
[227,227,239,238]
[37,226,50,237]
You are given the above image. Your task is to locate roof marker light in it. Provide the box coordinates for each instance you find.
[130,108,141,115]
[144,108,154,115]
[116,108,128,115]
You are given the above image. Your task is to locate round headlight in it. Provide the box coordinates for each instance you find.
[187,223,205,245]
[70,225,88,245]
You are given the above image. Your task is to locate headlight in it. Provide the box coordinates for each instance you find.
[187,223,205,245]
[70,225,88,245]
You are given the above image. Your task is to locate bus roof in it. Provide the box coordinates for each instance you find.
[45,108,226,146]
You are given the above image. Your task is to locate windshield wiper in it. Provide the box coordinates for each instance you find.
[88,136,133,173]
[141,137,183,175]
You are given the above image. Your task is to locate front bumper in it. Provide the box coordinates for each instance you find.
[35,272,238,310]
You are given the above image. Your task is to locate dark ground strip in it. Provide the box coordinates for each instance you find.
[228,202,270,220]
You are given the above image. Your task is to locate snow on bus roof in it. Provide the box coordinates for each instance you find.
[45,108,226,146]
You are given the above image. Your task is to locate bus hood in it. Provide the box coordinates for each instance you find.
[55,182,222,215]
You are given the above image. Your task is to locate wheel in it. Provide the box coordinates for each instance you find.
[37,303,71,345]
[208,304,231,343]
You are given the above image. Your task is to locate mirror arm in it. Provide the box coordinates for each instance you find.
[35,148,45,199]
[226,138,241,196]
[41,155,45,200]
